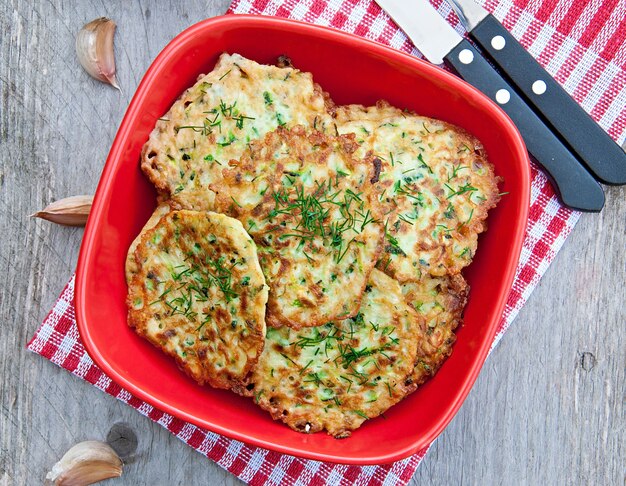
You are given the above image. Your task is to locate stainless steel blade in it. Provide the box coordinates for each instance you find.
[374,0,462,64]
[445,0,488,31]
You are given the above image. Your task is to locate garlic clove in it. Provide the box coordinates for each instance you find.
[31,195,93,227]
[76,17,120,90]
[45,440,123,486]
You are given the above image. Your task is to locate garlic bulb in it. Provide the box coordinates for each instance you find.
[32,195,93,226]
[76,17,120,90]
[45,440,123,486]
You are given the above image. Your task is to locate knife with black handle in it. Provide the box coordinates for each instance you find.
[447,0,626,185]
[374,0,605,212]
[446,40,604,211]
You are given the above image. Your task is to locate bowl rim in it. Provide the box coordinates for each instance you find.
[75,14,530,464]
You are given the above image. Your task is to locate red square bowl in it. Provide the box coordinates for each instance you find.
[76,15,529,465]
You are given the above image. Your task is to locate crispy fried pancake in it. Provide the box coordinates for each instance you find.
[125,202,172,283]
[141,53,335,211]
[127,210,269,389]
[401,273,469,384]
[335,101,500,280]
[211,126,385,329]
[240,269,422,438]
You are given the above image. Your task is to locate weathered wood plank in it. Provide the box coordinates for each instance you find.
[1,1,623,485]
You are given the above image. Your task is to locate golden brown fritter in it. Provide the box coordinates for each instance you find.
[210,125,385,329]
[335,101,500,281]
[239,269,422,438]
[127,210,268,390]
[125,202,172,284]
[141,53,335,211]
[401,273,469,384]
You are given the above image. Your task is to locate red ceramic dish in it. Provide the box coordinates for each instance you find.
[76,15,529,465]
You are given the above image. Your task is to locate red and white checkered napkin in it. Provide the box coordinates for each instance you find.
[28,0,626,484]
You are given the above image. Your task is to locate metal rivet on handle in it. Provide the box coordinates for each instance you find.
[458,49,474,64]
[491,35,506,50]
[532,80,547,95]
[495,89,510,104]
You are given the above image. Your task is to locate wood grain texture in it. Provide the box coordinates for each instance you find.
[1,1,623,485]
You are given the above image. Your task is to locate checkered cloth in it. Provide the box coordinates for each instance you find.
[28,1,626,484]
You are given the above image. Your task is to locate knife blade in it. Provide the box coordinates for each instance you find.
[446,0,626,185]
[374,0,604,212]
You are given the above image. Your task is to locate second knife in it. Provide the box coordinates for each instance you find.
[374,0,604,212]
[447,0,626,185]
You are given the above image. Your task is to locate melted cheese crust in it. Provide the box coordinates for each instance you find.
[241,269,422,438]
[127,210,269,389]
[211,126,384,329]
[335,101,500,281]
[141,53,334,211]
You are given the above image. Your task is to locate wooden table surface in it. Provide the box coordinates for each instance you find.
[1,1,624,485]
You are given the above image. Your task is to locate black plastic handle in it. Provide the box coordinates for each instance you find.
[471,14,626,185]
[445,39,604,212]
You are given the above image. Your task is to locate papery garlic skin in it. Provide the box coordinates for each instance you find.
[76,17,120,90]
[45,440,123,486]
[32,195,93,226]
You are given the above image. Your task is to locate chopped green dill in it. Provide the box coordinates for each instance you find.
[417,153,433,173]
[447,164,468,181]
[234,114,255,129]
[446,182,478,199]
[299,360,314,376]
[459,247,471,258]
[304,372,323,387]
[265,179,375,264]
[217,132,237,147]
[196,315,211,331]
[384,220,405,256]
[443,202,455,219]
[398,213,415,226]
[280,353,299,367]
[339,375,353,393]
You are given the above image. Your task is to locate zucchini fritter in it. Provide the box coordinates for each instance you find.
[125,202,172,283]
[211,126,385,329]
[127,210,269,389]
[141,53,335,211]
[240,269,422,438]
[401,273,469,385]
[335,101,500,280]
